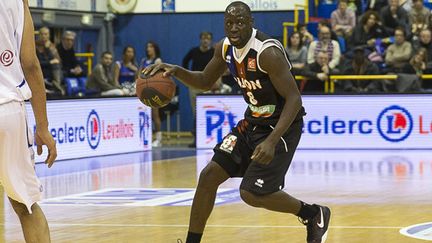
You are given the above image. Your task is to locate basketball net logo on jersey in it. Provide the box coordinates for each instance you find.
[0,50,14,67]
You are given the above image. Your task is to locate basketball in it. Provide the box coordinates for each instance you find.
[136,70,176,108]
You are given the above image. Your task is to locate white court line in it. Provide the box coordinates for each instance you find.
[0,223,403,229]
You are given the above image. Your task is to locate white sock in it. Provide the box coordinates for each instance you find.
[156,131,162,141]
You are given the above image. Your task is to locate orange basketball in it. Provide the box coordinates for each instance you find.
[136,70,176,108]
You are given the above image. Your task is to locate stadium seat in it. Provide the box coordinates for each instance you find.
[64,77,81,96]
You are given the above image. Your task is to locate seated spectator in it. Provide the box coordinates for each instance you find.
[409,0,430,37]
[349,10,388,50]
[114,45,138,95]
[303,51,337,92]
[412,29,432,68]
[307,26,341,70]
[331,0,356,38]
[286,31,307,75]
[57,31,83,77]
[298,23,314,47]
[406,47,427,75]
[347,0,362,16]
[35,40,64,95]
[318,19,338,41]
[39,27,60,61]
[380,0,410,38]
[87,52,127,96]
[341,46,381,92]
[385,27,412,72]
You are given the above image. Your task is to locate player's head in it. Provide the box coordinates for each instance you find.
[200,32,213,50]
[224,1,254,48]
[39,27,50,42]
[146,41,161,59]
[101,51,113,66]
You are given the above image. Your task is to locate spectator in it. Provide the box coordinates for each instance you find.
[349,10,387,49]
[307,26,341,70]
[341,46,381,92]
[114,45,138,95]
[139,41,163,147]
[409,0,430,37]
[407,47,427,75]
[347,0,363,16]
[298,23,314,47]
[38,27,60,60]
[35,40,64,95]
[380,0,410,37]
[57,31,83,77]
[87,52,126,96]
[286,31,307,75]
[182,31,214,147]
[331,0,356,38]
[318,19,338,41]
[412,29,432,69]
[385,27,412,72]
[303,51,336,92]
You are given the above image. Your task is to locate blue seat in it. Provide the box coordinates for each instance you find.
[64,77,81,96]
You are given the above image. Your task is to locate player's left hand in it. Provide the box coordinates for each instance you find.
[251,140,275,165]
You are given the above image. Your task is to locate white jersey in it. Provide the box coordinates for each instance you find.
[0,1,32,104]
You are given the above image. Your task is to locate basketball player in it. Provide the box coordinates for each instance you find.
[0,1,57,242]
[144,2,330,242]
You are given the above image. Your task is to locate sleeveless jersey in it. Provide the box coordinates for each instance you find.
[0,1,32,104]
[222,29,304,126]
[116,61,136,85]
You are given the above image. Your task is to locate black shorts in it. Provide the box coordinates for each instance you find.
[212,118,303,195]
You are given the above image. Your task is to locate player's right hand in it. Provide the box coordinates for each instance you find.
[35,128,57,168]
[143,63,178,78]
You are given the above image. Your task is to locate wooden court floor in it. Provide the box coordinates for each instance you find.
[0,149,431,242]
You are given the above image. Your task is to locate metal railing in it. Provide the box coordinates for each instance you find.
[75,52,94,75]
[282,0,309,47]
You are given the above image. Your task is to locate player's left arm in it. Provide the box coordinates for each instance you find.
[251,46,302,164]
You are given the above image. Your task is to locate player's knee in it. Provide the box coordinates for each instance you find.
[240,189,262,208]
[197,162,226,189]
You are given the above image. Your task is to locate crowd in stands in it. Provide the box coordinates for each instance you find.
[288,0,432,92]
[36,0,432,96]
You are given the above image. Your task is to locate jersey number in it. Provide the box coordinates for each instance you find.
[246,91,258,105]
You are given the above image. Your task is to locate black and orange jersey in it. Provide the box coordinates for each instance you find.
[222,28,305,126]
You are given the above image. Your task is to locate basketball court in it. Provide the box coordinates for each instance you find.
[1,148,431,242]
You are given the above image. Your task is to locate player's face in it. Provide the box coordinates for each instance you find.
[224,6,253,48]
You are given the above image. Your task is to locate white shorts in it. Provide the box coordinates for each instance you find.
[0,101,42,213]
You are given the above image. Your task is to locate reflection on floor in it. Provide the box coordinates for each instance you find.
[1,149,431,242]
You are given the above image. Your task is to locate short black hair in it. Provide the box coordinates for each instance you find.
[225,1,251,15]
[395,26,406,37]
[101,51,112,57]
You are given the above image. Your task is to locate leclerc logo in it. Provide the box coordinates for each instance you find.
[86,110,101,149]
[377,105,413,142]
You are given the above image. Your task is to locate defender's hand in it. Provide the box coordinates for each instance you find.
[143,63,179,78]
[251,139,276,165]
[35,128,57,168]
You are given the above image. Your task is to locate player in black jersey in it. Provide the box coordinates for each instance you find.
[144,2,331,242]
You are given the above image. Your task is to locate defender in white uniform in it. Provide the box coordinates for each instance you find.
[0,1,57,242]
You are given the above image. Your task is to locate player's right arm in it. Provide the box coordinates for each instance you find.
[144,41,227,91]
[20,0,57,167]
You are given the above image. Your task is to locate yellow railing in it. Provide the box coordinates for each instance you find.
[283,0,309,47]
[75,52,94,75]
